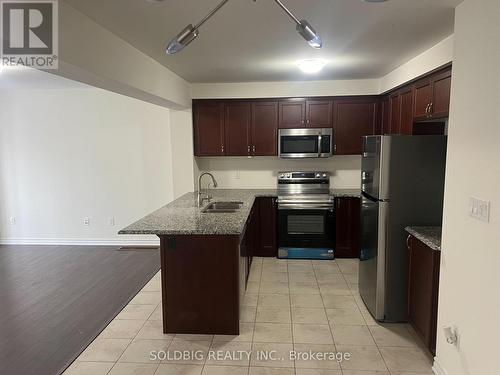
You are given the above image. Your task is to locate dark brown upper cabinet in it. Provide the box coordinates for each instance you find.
[279,99,306,128]
[306,99,333,128]
[194,100,278,157]
[414,78,433,121]
[193,64,451,157]
[399,88,414,135]
[382,88,414,135]
[333,97,378,155]
[380,96,391,135]
[194,101,225,156]
[225,102,251,156]
[431,70,452,119]
[389,93,401,134]
[252,101,278,156]
[414,68,452,121]
[279,98,332,128]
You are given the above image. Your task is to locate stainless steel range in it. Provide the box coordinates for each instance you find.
[277,171,335,260]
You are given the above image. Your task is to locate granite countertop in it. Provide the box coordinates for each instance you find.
[119,188,361,236]
[405,226,442,251]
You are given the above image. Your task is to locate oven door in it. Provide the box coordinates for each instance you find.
[278,207,335,250]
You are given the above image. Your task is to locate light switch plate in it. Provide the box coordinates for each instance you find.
[469,197,490,222]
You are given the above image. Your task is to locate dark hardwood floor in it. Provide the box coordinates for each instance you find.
[0,244,160,375]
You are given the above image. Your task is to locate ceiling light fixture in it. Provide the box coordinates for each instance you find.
[273,0,322,49]
[166,0,229,55]
[297,59,326,74]
[165,0,323,55]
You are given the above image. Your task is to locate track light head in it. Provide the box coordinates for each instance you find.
[166,24,199,54]
[296,20,322,49]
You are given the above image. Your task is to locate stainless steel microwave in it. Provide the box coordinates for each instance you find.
[278,128,333,158]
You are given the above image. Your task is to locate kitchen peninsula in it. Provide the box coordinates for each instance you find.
[119,188,359,335]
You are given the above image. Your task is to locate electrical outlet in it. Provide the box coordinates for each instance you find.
[109,217,115,226]
[83,217,90,226]
[234,170,240,179]
[443,326,459,347]
[469,197,490,222]
[9,216,16,225]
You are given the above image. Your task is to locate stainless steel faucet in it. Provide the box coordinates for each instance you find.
[197,172,218,206]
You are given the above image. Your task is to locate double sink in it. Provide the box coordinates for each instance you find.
[202,201,243,213]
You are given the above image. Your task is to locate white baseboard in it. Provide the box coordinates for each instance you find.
[433,357,449,375]
[0,237,160,246]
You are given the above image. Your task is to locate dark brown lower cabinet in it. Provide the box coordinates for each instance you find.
[255,197,277,257]
[407,235,441,355]
[160,235,240,335]
[335,197,361,258]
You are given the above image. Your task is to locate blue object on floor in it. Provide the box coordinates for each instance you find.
[278,247,334,260]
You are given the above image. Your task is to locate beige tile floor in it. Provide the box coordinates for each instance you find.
[64,258,434,375]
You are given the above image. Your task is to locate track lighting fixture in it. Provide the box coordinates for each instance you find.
[165,0,323,54]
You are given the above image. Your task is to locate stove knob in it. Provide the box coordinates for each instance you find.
[287,173,291,178]
[280,174,285,178]
[322,173,327,178]
[316,173,321,178]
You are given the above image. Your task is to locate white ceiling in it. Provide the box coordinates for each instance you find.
[63,0,461,83]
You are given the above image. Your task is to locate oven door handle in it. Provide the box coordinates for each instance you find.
[317,134,322,158]
[278,203,335,210]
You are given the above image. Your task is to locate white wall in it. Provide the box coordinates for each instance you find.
[379,35,454,93]
[435,1,499,375]
[169,109,197,198]
[0,85,174,245]
[191,79,380,99]
[56,1,190,109]
[196,156,361,189]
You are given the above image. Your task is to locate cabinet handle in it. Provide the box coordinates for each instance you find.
[425,103,430,114]
[334,144,337,153]
[301,119,305,125]
[306,119,310,125]
[221,145,224,153]
[252,145,256,154]
[406,235,411,249]
[247,145,251,154]
[429,102,433,116]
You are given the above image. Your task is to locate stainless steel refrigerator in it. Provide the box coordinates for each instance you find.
[359,135,447,322]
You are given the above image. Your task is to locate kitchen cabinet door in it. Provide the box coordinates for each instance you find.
[333,99,377,155]
[389,93,401,134]
[381,96,390,135]
[248,200,263,273]
[306,99,333,128]
[279,99,306,128]
[335,197,361,258]
[252,101,278,156]
[399,88,414,135]
[255,197,277,257]
[431,70,452,119]
[194,101,225,156]
[413,78,433,121]
[407,235,441,355]
[225,102,251,156]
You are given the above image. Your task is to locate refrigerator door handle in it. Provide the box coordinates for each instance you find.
[362,190,386,203]
[375,200,389,321]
